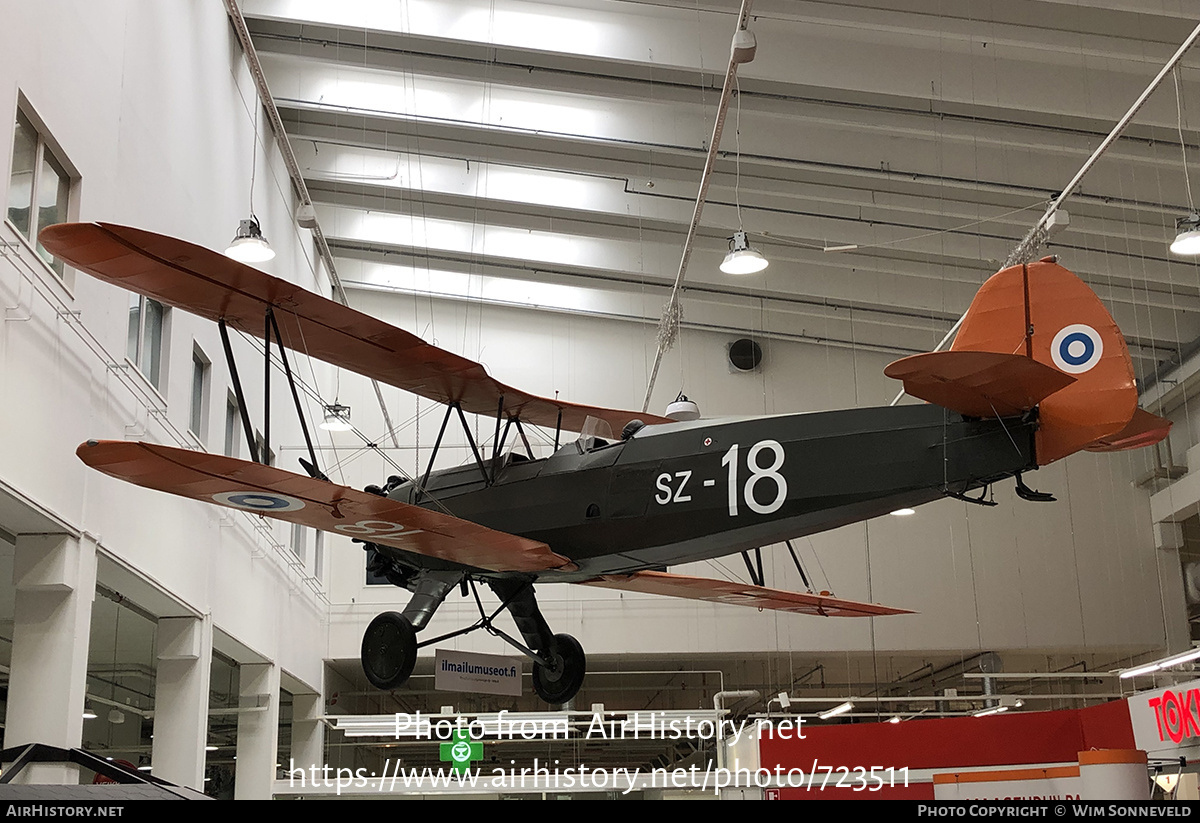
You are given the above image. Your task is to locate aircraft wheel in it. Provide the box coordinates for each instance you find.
[532,633,586,705]
[361,612,418,690]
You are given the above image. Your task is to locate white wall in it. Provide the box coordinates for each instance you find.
[0,1,328,690]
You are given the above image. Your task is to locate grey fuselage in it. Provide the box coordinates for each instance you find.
[379,404,1037,581]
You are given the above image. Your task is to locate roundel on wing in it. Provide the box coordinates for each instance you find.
[1050,324,1103,374]
[212,490,306,512]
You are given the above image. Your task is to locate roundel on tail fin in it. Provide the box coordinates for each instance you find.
[1050,324,1103,374]
[950,259,1137,465]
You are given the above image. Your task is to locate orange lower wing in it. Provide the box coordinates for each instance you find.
[1084,408,1171,453]
[581,570,912,617]
[884,350,1075,418]
[77,441,571,573]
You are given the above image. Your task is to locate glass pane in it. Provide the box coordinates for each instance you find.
[225,398,239,457]
[35,151,69,274]
[190,354,205,436]
[141,299,164,389]
[291,524,306,563]
[127,294,141,362]
[7,112,37,236]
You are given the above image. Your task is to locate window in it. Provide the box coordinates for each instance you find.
[290,523,307,565]
[127,295,166,390]
[313,532,324,583]
[291,524,324,585]
[7,107,72,276]
[190,345,210,442]
[254,430,275,467]
[225,392,241,458]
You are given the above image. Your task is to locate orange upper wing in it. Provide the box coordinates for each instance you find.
[582,570,913,617]
[41,223,668,435]
[77,440,572,573]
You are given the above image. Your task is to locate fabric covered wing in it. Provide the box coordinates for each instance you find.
[883,350,1075,418]
[581,571,913,617]
[41,223,668,434]
[77,440,572,573]
[1084,408,1171,453]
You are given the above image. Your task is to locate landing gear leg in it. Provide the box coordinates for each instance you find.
[488,579,586,705]
[361,570,461,690]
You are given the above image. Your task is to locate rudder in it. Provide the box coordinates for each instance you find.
[950,258,1137,464]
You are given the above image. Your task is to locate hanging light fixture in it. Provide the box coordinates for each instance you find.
[718,71,769,276]
[1172,213,1200,256]
[320,402,352,432]
[225,216,275,263]
[720,230,769,274]
[224,102,275,264]
[1170,68,1200,256]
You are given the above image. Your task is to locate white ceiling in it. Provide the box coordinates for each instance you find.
[242,0,1200,385]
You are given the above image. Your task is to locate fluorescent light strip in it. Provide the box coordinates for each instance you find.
[973,705,1009,717]
[1119,662,1163,679]
[1158,648,1200,668]
[817,701,854,720]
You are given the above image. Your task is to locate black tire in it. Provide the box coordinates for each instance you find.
[531,633,586,705]
[361,612,418,690]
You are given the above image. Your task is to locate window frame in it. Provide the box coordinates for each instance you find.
[224,391,241,459]
[190,344,211,444]
[254,429,275,468]
[126,294,168,393]
[6,100,79,286]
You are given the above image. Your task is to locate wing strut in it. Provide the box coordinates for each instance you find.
[267,308,323,480]
[741,541,817,593]
[218,318,260,465]
[416,403,455,504]
[219,306,326,478]
[454,404,490,485]
[741,548,765,587]
[784,539,813,592]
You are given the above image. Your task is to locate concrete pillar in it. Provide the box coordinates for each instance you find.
[151,614,213,790]
[290,691,324,776]
[234,661,280,800]
[1156,544,1191,654]
[3,533,97,784]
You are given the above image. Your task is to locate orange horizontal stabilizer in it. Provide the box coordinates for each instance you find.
[581,570,913,617]
[41,223,668,435]
[883,350,1076,418]
[1084,408,1172,453]
[77,441,571,573]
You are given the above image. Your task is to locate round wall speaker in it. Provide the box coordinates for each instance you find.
[729,338,763,371]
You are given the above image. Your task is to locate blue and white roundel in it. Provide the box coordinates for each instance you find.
[1051,324,1104,374]
[212,491,306,512]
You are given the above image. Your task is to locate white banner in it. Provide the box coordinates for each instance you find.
[435,649,523,696]
[1128,676,1200,760]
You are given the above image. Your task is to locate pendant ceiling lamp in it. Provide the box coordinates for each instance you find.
[224,104,275,264]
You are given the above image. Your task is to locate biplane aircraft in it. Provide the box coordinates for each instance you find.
[41,223,1170,705]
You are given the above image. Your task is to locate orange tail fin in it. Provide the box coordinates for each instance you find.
[952,258,1137,464]
[888,258,1154,465]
